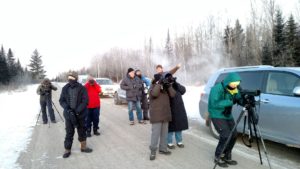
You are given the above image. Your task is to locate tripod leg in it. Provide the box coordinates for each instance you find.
[252,120,263,165]
[35,109,42,126]
[256,125,272,169]
[213,108,247,169]
[52,101,64,122]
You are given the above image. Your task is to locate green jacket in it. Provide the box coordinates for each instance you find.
[208,73,242,119]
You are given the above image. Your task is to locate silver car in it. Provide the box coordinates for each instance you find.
[199,66,300,148]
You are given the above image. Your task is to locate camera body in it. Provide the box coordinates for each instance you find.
[240,89,260,108]
[160,72,176,86]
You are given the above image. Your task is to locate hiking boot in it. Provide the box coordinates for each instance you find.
[63,149,71,158]
[86,131,92,137]
[214,158,229,168]
[177,142,184,148]
[94,130,101,136]
[159,150,171,155]
[80,141,93,153]
[167,144,175,149]
[130,121,135,125]
[222,153,238,165]
[150,151,156,161]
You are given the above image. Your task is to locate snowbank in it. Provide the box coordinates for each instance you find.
[183,86,205,123]
[0,85,39,169]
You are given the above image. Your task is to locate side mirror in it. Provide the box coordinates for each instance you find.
[293,86,300,96]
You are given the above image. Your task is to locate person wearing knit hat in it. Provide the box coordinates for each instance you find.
[59,71,93,158]
[121,67,145,125]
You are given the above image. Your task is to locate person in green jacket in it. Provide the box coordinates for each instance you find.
[208,72,243,168]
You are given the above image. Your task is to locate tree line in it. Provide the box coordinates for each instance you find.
[65,1,299,85]
[0,46,47,89]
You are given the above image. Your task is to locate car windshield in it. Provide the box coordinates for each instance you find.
[96,79,113,85]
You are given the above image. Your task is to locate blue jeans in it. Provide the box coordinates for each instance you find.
[128,101,142,121]
[167,131,183,144]
[86,107,100,131]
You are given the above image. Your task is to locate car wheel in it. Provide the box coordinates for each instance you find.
[114,93,121,105]
[209,119,220,139]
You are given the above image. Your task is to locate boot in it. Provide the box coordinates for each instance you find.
[150,150,156,161]
[222,153,238,165]
[63,149,71,158]
[214,157,229,168]
[94,129,100,136]
[80,141,93,153]
[86,130,92,137]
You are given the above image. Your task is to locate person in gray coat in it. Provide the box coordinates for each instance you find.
[37,78,57,124]
[120,68,144,125]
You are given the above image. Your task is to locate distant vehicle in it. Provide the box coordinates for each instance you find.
[95,78,117,97]
[199,65,300,148]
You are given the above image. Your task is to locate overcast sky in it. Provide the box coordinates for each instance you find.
[0,0,298,78]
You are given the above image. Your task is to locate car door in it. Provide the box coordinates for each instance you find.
[259,71,300,146]
[230,71,265,132]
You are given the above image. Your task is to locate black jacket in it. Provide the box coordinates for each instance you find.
[168,82,189,132]
[59,82,88,119]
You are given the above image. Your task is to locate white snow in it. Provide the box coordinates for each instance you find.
[183,86,205,123]
[0,85,40,169]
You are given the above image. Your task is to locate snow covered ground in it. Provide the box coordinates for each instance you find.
[0,85,39,169]
[182,86,205,123]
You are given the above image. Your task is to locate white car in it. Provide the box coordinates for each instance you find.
[95,78,117,97]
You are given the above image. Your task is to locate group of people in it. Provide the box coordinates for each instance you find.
[37,72,103,158]
[37,64,243,167]
[120,64,189,161]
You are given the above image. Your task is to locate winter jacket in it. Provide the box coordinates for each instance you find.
[37,83,57,102]
[149,83,176,123]
[85,82,102,108]
[120,75,143,101]
[59,81,88,119]
[208,73,243,120]
[168,82,189,132]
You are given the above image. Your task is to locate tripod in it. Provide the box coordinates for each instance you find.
[213,106,272,169]
[35,100,64,127]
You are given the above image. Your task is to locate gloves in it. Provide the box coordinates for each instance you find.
[67,109,79,128]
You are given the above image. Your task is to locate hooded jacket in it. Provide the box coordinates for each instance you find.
[208,73,243,119]
[85,81,102,108]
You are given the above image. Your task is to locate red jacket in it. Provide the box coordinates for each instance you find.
[85,82,102,108]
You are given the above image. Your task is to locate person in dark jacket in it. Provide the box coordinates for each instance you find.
[121,68,144,125]
[135,70,151,120]
[59,71,92,158]
[85,76,102,137]
[155,64,181,75]
[149,73,176,161]
[208,72,243,167]
[167,80,189,149]
[37,78,57,124]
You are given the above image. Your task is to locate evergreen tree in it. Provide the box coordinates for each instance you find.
[262,42,272,65]
[28,49,46,82]
[224,25,233,56]
[232,20,245,66]
[165,29,174,63]
[7,48,18,80]
[0,46,9,85]
[294,32,300,66]
[284,14,298,66]
[273,9,285,66]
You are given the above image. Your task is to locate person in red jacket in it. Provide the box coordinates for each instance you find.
[84,76,102,137]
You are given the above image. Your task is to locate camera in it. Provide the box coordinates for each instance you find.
[240,89,260,108]
[160,72,176,85]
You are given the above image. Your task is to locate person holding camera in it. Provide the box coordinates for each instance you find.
[121,68,144,125]
[208,72,243,167]
[167,79,189,149]
[84,76,102,137]
[135,69,151,121]
[155,64,180,75]
[59,71,92,158]
[149,73,176,161]
[36,78,57,124]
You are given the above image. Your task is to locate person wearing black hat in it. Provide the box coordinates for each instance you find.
[121,68,144,125]
[59,71,92,158]
[135,69,151,120]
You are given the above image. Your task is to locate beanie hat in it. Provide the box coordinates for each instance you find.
[127,68,134,74]
[68,71,78,80]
